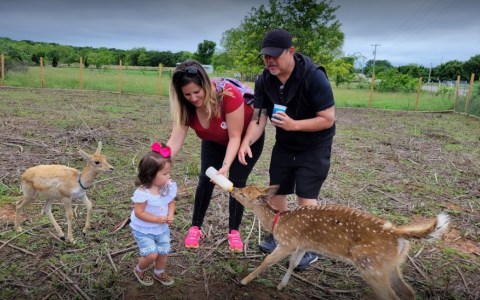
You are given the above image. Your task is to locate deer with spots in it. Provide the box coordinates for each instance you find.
[14,141,114,243]
[231,185,450,300]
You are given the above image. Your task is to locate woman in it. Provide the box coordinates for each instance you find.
[166,60,264,252]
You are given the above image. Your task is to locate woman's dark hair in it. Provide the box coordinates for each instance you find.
[135,151,172,188]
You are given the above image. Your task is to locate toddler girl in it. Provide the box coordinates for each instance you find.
[130,141,176,286]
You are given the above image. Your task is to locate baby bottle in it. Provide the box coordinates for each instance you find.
[206,166,233,192]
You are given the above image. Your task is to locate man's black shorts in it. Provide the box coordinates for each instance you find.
[269,143,331,199]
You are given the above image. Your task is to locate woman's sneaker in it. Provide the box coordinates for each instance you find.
[185,226,204,249]
[228,230,243,252]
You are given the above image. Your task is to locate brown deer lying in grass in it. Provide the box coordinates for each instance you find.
[15,141,114,243]
[231,185,450,300]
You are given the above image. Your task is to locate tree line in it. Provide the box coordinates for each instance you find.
[2,0,478,87]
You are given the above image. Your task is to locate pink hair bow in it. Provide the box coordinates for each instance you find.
[151,142,171,158]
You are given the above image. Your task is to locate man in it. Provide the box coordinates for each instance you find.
[238,28,335,271]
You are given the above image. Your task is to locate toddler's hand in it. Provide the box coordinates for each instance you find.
[157,216,167,224]
[166,215,175,224]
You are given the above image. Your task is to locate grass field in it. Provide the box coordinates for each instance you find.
[0,87,479,299]
[2,66,471,114]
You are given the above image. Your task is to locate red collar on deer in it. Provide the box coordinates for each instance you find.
[272,211,282,231]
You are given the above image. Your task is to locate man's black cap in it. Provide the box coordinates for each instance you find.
[259,28,293,57]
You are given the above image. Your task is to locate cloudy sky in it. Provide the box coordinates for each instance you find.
[2,0,479,67]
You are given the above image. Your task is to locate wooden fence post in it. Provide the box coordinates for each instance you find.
[158,64,163,97]
[40,57,45,88]
[79,57,84,90]
[369,74,375,108]
[464,73,475,114]
[453,75,460,112]
[415,77,422,111]
[1,53,4,86]
[118,60,123,93]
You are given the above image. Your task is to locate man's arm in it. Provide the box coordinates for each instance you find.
[238,108,268,165]
[272,106,335,132]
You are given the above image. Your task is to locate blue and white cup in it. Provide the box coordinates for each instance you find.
[272,104,287,120]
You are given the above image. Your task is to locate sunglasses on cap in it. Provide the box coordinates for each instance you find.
[172,65,202,85]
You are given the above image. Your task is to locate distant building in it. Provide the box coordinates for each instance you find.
[202,65,214,74]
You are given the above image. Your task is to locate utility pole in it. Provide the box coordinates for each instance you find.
[369,44,380,108]
[371,44,381,76]
[428,63,432,83]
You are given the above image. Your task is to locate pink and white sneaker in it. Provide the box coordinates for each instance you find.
[185,226,203,249]
[228,230,243,252]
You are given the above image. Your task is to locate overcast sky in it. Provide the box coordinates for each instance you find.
[2,0,479,67]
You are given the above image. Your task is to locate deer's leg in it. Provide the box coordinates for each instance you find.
[241,245,292,285]
[390,241,415,300]
[15,182,37,232]
[80,195,92,234]
[390,265,415,300]
[278,249,306,290]
[360,268,400,300]
[43,198,66,240]
[62,197,75,243]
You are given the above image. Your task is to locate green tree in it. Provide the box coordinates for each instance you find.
[397,64,428,79]
[436,60,464,81]
[50,50,59,67]
[464,54,480,81]
[175,51,194,64]
[194,40,216,64]
[212,51,235,71]
[376,69,417,93]
[221,0,343,79]
[137,51,150,66]
[364,59,394,77]
[126,48,146,66]
[88,48,116,68]
[328,56,355,87]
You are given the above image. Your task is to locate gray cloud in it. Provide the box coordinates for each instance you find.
[2,0,478,67]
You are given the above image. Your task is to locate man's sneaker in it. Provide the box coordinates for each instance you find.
[258,233,277,254]
[153,272,174,286]
[293,252,318,271]
[228,230,243,252]
[184,226,203,249]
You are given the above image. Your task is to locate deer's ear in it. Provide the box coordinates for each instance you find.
[78,149,90,159]
[265,185,280,197]
[95,141,103,154]
[258,195,270,203]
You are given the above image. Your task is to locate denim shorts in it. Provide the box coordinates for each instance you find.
[132,229,171,256]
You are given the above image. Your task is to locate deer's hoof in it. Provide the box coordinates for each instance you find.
[240,278,249,285]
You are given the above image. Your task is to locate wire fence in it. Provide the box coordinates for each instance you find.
[1,55,479,118]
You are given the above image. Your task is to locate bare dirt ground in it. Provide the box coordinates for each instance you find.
[0,87,479,299]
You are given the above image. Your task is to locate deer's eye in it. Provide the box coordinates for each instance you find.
[95,161,100,165]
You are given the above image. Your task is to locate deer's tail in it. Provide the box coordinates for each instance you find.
[393,213,450,240]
